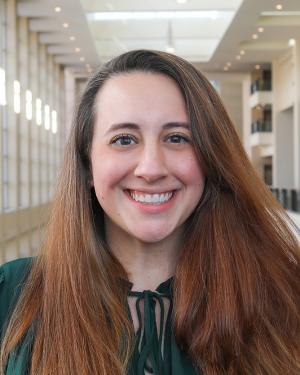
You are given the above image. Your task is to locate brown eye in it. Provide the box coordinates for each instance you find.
[111,134,137,146]
[166,133,190,144]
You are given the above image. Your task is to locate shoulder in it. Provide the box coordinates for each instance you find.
[0,257,34,291]
[0,257,34,337]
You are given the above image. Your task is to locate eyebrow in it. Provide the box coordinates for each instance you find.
[105,122,191,135]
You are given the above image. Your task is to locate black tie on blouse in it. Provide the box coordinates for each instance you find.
[127,279,173,375]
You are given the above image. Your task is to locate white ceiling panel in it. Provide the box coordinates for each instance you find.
[175,39,219,56]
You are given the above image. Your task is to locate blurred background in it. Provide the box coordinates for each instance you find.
[0,0,299,262]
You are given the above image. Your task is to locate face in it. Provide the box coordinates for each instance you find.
[90,72,205,244]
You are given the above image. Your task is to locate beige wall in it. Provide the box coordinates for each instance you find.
[219,81,243,140]
[272,41,300,189]
[205,72,249,144]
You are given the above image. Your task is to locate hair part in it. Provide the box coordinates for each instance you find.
[1,49,300,375]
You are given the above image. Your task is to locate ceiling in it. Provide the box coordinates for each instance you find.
[17,0,300,75]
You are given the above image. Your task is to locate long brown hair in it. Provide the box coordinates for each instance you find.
[1,50,300,375]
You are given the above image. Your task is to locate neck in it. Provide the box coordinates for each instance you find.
[105,222,182,291]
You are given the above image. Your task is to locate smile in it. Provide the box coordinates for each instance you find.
[128,190,175,204]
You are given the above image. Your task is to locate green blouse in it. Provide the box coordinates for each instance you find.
[0,258,201,374]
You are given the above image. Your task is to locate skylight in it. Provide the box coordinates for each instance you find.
[82,0,244,63]
[87,10,232,21]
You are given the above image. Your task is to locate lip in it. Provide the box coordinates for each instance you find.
[124,189,179,214]
[126,188,176,195]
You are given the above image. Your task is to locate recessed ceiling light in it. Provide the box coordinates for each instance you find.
[255,65,261,70]
[252,34,258,39]
[258,27,264,32]
[240,50,245,55]
[69,36,76,41]
[288,38,296,46]
[75,47,80,52]
[54,6,61,12]
[276,4,283,10]
[236,55,241,60]
[80,57,85,62]
[62,22,69,28]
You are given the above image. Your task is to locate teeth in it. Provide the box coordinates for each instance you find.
[129,191,173,204]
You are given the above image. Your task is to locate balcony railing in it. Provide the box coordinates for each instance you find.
[251,120,272,133]
[270,188,300,213]
[250,80,272,94]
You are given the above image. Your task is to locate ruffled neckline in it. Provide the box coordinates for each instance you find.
[126,276,174,297]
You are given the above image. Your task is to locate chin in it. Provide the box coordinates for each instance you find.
[133,229,176,244]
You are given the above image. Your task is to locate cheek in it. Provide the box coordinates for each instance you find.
[176,156,204,187]
[91,151,131,193]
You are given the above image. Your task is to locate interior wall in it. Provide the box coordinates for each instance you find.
[274,51,295,112]
[219,81,243,140]
[274,107,294,188]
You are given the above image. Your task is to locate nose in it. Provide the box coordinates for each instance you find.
[134,143,168,182]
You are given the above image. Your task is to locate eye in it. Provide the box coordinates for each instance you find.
[166,133,190,144]
[110,134,137,146]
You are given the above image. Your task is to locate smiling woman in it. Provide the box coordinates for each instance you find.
[91,72,204,247]
[1,50,300,375]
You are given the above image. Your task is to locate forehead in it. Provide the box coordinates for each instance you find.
[93,71,188,128]
[97,71,182,98]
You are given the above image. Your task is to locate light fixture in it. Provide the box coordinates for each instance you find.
[75,47,80,52]
[87,10,224,21]
[252,34,258,39]
[80,57,85,62]
[288,38,296,46]
[262,11,300,16]
[36,98,42,125]
[166,21,176,54]
[0,67,6,106]
[62,22,69,28]
[25,90,32,120]
[236,55,241,60]
[54,6,61,12]
[51,110,57,134]
[258,27,264,32]
[223,66,229,71]
[69,36,76,41]
[240,50,245,55]
[166,46,175,53]
[226,62,232,67]
[276,4,283,10]
[44,105,50,130]
[255,64,261,70]
[13,80,21,114]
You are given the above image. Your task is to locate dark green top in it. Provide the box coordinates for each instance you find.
[0,258,201,374]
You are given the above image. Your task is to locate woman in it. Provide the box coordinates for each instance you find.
[0,50,299,375]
